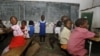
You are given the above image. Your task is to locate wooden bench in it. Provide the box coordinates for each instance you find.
[3,37,34,56]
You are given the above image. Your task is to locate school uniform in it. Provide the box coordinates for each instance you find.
[10,24,26,49]
[39,20,46,42]
[28,25,34,37]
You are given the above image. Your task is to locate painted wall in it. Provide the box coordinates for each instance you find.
[81,7,100,28]
[1,0,94,33]
[93,0,100,7]
[16,0,93,18]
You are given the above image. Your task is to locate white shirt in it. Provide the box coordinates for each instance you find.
[21,26,30,38]
[11,24,23,36]
[55,27,61,34]
[59,27,71,44]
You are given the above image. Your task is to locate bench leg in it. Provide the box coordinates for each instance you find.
[88,41,92,56]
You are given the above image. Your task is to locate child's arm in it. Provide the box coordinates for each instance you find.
[85,30,95,39]
[3,28,13,33]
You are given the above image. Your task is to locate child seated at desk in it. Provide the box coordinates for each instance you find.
[21,20,30,38]
[1,16,26,55]
[67,18,95,56]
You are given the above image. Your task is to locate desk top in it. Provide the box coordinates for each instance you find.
[91,37,100,42]
[3,38,32,56]
[0,31,5,35]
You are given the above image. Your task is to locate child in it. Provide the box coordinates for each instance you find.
[67,18,95,56]
[28,20,35,37]
[21,20,30,38]
[2,16,26,55]
[60,16,70,31]
[59,19,72,50]
[49,20,62,49]
[54,21,62,35]
[39,15,46,42]
[59,19,72,56]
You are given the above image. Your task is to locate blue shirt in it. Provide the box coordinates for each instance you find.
[28,25,34,37]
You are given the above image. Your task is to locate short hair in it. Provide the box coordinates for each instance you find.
[56,21,62,27]
[63,19,72,27]
[21,20,27,25]
[41,15,45,18]
[75,18,87,27]
[10,16,18,21]
[29,20,34,26]
[61,16,70,21]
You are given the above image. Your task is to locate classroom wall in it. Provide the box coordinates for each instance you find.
[15,0,93,18]
[0,1,79,33]
[81,7,100,28]
[93,0,100,7]
[1,0,94,33]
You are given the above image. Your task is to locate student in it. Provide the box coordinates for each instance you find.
[59,19,72,50]
[55,21,62,35]
[28,20,35,37]
[68,18,95,56]
[39,15,46,42]
[2,16,26,55]
[60,16,70,31]
[21,20,30,38]
[49,20,62,49]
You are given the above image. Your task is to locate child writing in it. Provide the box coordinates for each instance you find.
[28,20,35,37]
[39,15,46,42]
[21,20,30,38]
[67,18,95,56]
[2,16,26,55]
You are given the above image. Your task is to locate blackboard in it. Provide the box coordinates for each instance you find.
[0,1,79,22]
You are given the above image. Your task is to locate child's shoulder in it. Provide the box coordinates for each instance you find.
[39,20,46,23]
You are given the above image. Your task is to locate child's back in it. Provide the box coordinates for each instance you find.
[68,27,95,53]
[68,18,95,56]
[29,25,34,37]
[28,20,35,37]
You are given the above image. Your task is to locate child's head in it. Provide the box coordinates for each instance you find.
[21,20,27,26]
[75,18,88,29]
[41,15,45,21]
[56,21,62,27]
[61,16,69,22]
[10,16,18,25]
[64,19,72,29]
[29,20,34,26]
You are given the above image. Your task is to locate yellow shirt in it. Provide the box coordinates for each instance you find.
[59,27,71,44]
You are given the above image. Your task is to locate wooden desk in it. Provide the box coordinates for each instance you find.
[91,37,100,42]
[88,37,100,56]
[0,31,6,42]
[0,32,5,35]
[3,38,34,56]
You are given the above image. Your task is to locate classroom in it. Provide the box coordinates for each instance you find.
[0,0,100,56]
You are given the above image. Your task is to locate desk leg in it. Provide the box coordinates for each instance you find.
[88,41,92,56]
